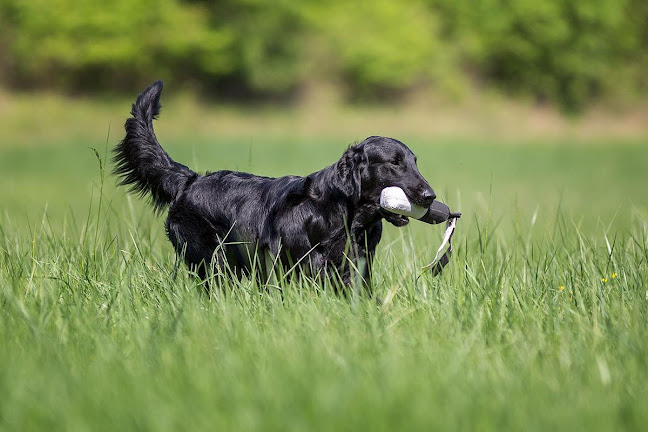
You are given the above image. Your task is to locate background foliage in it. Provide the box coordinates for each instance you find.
[1,0,647,110]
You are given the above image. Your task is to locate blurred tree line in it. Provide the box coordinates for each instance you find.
[0,0,646,110]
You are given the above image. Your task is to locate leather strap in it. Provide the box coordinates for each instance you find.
[422,217,457,276]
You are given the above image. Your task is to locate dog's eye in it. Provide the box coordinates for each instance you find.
[391,159,402,166]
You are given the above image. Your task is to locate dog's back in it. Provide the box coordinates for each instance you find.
[165,171,312,276]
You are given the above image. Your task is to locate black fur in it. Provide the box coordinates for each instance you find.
[113,81,437,293]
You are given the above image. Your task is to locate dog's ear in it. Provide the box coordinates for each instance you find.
[337,144,367,202]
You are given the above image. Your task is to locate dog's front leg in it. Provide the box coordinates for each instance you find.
[341,216,382,297]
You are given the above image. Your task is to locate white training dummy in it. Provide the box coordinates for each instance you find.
[379,186,461,275]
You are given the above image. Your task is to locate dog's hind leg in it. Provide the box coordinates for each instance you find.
[188,254,229,296]
[166,216,232,294]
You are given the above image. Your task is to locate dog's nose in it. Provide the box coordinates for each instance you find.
[420,189,436,205]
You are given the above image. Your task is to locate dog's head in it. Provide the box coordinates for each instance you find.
[338,136,436,226]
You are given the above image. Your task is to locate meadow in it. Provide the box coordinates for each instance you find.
[1,96,647,430]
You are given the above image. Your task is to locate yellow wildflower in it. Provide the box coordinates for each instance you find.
[611,272,618,279]
[601,277,608,283]
[558,285,565,291]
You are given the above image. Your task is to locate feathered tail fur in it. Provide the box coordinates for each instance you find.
[113,81,197,210]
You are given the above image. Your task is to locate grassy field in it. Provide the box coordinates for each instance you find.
[1,98,648,430]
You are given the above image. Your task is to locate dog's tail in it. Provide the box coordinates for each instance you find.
[113,81,197,211]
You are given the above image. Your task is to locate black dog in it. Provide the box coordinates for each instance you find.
[113,81,436,293]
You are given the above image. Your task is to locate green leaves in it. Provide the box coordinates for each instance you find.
[1,0,646,108]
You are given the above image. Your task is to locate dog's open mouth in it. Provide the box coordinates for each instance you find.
[380,209,410,227]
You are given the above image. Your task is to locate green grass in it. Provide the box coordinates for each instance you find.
[1,121,647,430]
